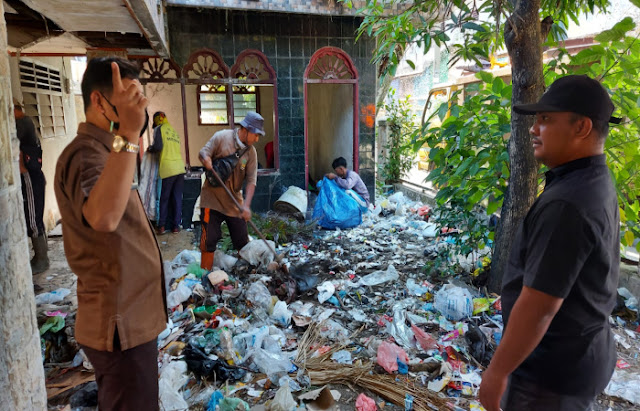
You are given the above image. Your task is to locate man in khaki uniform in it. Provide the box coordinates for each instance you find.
[198,112,262,270]
[54,57,166,410]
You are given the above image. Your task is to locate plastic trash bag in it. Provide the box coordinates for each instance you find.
[289,263,320,293]
[39,315,65,335]
[270,380,297,411]
[271,300,292,327]
[618,287,639,312]
[167,281,192,309]
[240,240,276,267]
[331,350,353,364]
[206,391,224,411]
[312,178,362,229]
[172,249,201,266]
[355,393,378,411]
[386,309,414,349]
[412,324,438,351]
[406,278,431,296]
[233,326,270,363]
[376,341,409,374]
[214,250,238,271]
[317,281,336,303]
[605,369,640,405]
[183,344,246,382]
[159,360,189,411]
[35,288,71,305]
[388,192,406,205]
[253,348,294,383]
[246,282,272,310]
[278,375,302,392]
[219,398,250,411]
[434,284,473,321]
[319,319,349,341]
[359,265,399,286]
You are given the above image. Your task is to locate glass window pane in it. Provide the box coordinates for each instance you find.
[199,90,228,124]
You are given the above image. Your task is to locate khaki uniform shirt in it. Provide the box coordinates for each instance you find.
[54,122,167,352]
[199,128,257,217]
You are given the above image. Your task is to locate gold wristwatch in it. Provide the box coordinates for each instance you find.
[112,135,139,153]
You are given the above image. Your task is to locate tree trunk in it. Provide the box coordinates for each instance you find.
[0,4,48,409]
[488,0,543,292]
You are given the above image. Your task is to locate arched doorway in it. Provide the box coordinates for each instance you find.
[304,47,359,190]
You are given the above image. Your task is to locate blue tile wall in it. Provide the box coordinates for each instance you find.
[169,8,377,208]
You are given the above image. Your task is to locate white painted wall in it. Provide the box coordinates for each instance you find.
[144,82,187,162]
[151,84,276,167]
[183,84,227,165]
[9,56,78,231]
[307,83,354,183]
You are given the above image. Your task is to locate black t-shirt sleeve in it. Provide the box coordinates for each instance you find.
[148,126,163,152]
[523,200,596,299]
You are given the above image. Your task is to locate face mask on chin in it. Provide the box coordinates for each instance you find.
[139,109,149,137]
[101,93,149,137]
[101,92,120,132]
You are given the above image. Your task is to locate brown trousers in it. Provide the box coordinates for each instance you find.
[81,332,159,411]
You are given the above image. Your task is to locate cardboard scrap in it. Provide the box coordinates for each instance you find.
[292,315,312,327]
[298,386,340,410]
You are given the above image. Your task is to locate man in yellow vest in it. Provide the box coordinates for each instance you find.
[148,112,186,234]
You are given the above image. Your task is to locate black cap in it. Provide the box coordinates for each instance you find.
[513,75,622,124]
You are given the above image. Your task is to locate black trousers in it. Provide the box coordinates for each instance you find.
[200,207,249,252]
[21,170,45,237]
[501,374,595,411]
[81,334,159,411]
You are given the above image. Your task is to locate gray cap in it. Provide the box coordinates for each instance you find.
[239,111,265,136]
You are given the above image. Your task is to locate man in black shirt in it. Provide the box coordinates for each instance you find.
[14,99,49,273]
[479,75,621,411]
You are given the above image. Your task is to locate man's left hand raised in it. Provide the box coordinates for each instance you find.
[479,366,507,411]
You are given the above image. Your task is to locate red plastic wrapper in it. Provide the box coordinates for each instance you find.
[355,393,378,411]
[616,359,631,369]
[412,324,438,351]
[377,341,409,373]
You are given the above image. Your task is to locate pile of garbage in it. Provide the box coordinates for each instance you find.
[148,192,504,410]
[35,190,640,410]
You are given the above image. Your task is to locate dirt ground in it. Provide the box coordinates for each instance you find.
[37,227,640,411]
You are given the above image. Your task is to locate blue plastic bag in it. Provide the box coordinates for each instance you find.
[312,178,362,229]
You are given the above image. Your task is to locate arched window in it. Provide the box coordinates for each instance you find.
[183,49,230,126]
[231,50,278,171]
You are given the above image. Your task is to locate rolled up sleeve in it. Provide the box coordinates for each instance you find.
[334,173,356,190]
[200,133,219,160]
[245,147,258,186]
